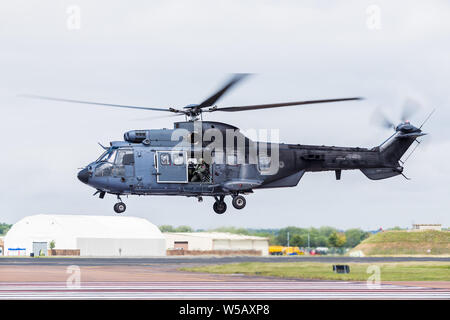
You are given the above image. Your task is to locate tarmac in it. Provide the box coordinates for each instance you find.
[0,256,448,299]
[1,255,449,266]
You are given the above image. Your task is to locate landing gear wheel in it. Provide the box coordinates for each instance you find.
[232,195,246,210]
[114,202,126,214]
[213,201,227,214]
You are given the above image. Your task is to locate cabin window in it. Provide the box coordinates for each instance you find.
[226,154,237,165]
[160,153,171,165]
[258,156,272,172]
[212,151,224,165]
[173,152,185,165]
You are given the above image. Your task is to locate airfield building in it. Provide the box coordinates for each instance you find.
[412,224,442,231]
[165,232,269,256]
[3,214,166,257]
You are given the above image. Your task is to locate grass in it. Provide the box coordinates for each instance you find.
[351,230,450,256]
[181,262,450,281]
[364,230,450,244]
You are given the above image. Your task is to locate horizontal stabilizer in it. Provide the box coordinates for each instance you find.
[361,168,401,180]
[259,170,306,188]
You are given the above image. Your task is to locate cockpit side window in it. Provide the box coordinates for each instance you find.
[115,149,134,165]
[111,149,135,177]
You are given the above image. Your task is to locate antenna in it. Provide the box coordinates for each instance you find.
[401,139,421,164]
[419,109,436,129]
[98,142,108,150]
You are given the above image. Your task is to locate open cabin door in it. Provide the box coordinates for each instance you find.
[156,151,188,183]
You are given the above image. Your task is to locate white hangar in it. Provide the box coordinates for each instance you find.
[4,214,166,257]
[165,232,269,256]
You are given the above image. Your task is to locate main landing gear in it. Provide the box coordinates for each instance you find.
[213,194,246,214]
[213,196,227,214]
[232,195,246,210]
[113,195,126,214]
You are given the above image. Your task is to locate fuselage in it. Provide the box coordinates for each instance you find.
[78,121,413,197]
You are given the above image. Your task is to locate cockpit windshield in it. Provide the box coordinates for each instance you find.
[95,148,117,163]
[94,147,134,178]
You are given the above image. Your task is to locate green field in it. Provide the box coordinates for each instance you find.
[182,262,450,281]
[350,230,450,256]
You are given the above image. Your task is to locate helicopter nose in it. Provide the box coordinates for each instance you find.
[77,168,89,184]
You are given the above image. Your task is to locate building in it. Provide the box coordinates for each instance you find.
[165,232,269,256]
[4,214,166,257]
[412,224,442,231]
[0,237,4,256]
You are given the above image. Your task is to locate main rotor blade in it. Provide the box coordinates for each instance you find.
[197,73,250,109]
[132,113,186,121]
[210,97,363,112]
[19,94,183,113]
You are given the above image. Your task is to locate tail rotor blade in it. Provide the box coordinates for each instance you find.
[371,107,395,130]
[401,98,421,122]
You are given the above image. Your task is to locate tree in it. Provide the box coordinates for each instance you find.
[0,223,12,235]
[290,234,307,247]
[328,231,346,248]
[275,227,305,246]
[344,228,370,247]
[315,235,329,247]
[159,225,193,232]
[174,225,193,232]
[49,240,56,250]
[159,225,175,232]
[211,226,248,234]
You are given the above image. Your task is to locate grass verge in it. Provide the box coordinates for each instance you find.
[181,262,450,281]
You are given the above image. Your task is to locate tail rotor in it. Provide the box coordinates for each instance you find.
[371,98,435,179]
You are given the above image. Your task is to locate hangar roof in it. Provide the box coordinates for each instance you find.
[6,214,163,240]
[165,232,268,240]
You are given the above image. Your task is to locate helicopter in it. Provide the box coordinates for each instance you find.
[23,74,432,214]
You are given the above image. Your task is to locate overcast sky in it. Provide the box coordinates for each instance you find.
[0,1,449,230]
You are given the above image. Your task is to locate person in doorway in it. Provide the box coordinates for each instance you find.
[191,159,208,182]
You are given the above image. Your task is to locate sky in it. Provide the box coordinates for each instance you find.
[0,0,449,230]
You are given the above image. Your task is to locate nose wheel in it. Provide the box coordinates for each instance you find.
[114,202,126,214]
[113,195,126,214]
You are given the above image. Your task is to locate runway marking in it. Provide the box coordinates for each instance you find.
[0,281,448,299]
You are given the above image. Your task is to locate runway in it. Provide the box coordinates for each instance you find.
[1,258,448,299]
[1,256,449,266]
[0,281,448,299]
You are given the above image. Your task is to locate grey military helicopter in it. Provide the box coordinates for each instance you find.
[24,74,432,214]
